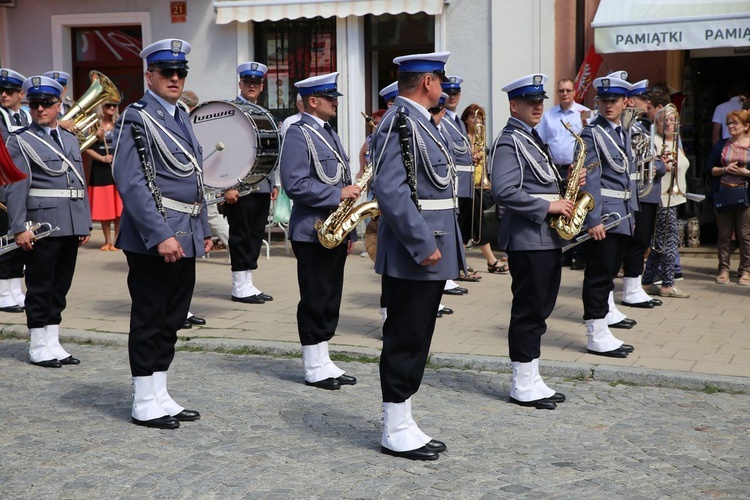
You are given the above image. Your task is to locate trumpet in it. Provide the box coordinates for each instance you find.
[0,221,60,256]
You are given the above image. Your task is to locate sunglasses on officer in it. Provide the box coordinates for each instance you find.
[28,99,60,109]
[0,87,20,95]
[152,68,189,79]
[241,78,263,86]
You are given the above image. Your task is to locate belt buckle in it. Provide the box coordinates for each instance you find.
[190,203,202,217]
[624,189,631,200]
[69,188,82,199]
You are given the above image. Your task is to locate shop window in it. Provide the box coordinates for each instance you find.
[255,17,337,124]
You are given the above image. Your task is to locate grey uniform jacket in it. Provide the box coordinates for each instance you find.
[442,111,474,198]
[579,114,637,236]
[371,96,466,281]
[279,113,356,243]
[490,117,563,252]
[233,96,274,194]
[5,123,91,236]
[1,107,32,204]
[113,92,210,258]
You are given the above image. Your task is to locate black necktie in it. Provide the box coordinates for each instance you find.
[531,128,544,146]
[12,113,22,126]
[455,115,462,130]
[50,129,63,150]
[174,108,192,143]
[615,126,624,145]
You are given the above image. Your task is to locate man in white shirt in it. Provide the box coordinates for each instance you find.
[537,78,591,173]
[712,84,746,145]
[279,93,303,137]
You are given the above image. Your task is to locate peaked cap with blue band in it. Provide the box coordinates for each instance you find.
[606,70,629,81]
[23,76,63,99]
[442,75,463,93]
[43,70,71,86]
[593,76,631,98]
[628,79,649,97]
[294,72,342,97]
[237,62,268,79]
[501,73,548,101]
[393,51,450,81]
[140,39,191,69]
[379,81,398,103]
[0,68,25,90]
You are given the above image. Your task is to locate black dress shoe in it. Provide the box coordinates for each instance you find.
[509,397,556,410]
[31,359,62,368]
[186,315,206,325]
[454,287,469,294]
[256,293,273,301]
[436,312,443,318]
[0,305,24,313]
[620,300,654,309]
[305,377,341,390]
[380,445,439,461]
[231,294,265,304]
[619,343,635,353]
[443,288,464,296]
[59,356,80,365]
[172,409,200,421]
[131,415,180,429]
[336,374,357,385]
[649,298,663,306]
[546,392,566,403]
[425,439,446,453]
[587,348,629,358]
[179,321,192,330]
[438,307,453,315]
[609,319,636,329]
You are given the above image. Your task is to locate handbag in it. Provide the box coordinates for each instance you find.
[273,187,292,224]
[713,184,749,213]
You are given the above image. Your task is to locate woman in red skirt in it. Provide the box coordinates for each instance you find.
[85,102,122,250]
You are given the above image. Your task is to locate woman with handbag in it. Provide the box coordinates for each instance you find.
[707,109,750,285]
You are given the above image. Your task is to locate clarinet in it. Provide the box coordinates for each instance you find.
[396,109,420,211]
[131,124,167,221]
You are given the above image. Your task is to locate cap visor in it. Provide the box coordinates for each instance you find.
[315,90,343,97]
[518,92,548,101]
[152,61,189,70]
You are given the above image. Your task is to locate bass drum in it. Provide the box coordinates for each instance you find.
[189,100,280,189]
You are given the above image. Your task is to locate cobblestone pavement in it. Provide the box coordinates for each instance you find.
[1,340,749,499]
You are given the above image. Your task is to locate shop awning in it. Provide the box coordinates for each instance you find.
[592,0,750,53]
[213,0,445,24]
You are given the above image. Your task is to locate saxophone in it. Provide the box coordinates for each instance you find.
[314,163,380,249]
[549,121,595,240]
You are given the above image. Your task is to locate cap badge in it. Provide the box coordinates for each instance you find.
[31,77,41,88]
[0,70,7,79]
[251,63,258,71]
[602,78,610,89]
[533,75,542,86]
[450,77,457,83]
[171,40,182,55]
[53,72,60,80]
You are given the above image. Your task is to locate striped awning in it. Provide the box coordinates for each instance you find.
[213,0,445,24]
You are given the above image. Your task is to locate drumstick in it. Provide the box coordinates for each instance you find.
[204,142,225,162]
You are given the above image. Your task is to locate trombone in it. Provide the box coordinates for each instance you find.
[470,108,490,244]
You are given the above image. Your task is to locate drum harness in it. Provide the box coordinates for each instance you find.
[136,109,205,217]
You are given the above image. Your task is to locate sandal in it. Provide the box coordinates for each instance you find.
[456,268,481,282]
[487,259,509,274]
[716,271,730,284]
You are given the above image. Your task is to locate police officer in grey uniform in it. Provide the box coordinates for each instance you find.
[372,52,465,461]
[620,78,666,309]
[441,76,475,245]
[279,72,358,392]
[225,62,276,304]
[490,74,572,410]
[6,75,92,368]
[113,39,211,429]
[579,76,638,358]
[0,68,31,313]
[43,71,74,133]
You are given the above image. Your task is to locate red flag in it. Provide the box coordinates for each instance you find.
[0,138,27,185]
[574,45,604,104]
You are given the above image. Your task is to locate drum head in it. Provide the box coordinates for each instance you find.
[190,101,258,189]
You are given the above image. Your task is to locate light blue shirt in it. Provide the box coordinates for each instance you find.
[537,102,590,165]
